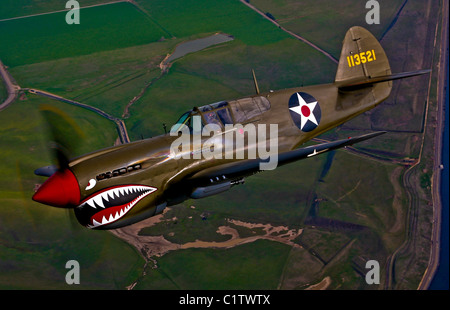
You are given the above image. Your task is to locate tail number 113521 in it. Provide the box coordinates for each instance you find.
[347,50,376,67]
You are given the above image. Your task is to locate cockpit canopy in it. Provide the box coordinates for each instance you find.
[170,96,271,133]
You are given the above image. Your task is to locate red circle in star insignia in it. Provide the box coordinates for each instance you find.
[301,105,311,117]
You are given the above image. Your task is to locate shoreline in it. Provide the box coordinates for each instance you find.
[418,0,448,290]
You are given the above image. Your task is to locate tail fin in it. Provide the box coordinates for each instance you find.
[335,26,391,84]
[333,27,431,112]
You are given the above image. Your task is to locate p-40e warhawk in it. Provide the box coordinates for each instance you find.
[33,27,429,229]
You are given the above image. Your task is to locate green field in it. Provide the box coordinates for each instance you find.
[135,240,291,290]
[137,0,290,46]
[0,2,167,67]
[0,0,439,290]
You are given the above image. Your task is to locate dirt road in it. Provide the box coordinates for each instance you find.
[0,59,20,111]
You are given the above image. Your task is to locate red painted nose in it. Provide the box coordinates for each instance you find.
[33,169,80,207]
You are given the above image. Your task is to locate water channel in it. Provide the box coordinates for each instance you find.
[164,33,234,64]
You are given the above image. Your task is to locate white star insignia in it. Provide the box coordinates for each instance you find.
[289,93,318,130]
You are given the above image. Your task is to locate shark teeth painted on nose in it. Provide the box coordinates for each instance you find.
[80,185,157,228]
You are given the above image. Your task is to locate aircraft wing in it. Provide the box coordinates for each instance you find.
[187,131,386,188]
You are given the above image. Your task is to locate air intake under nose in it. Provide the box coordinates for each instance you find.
[32,169,80,207]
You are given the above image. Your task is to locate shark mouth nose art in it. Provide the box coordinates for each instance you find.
[76,185,157,228]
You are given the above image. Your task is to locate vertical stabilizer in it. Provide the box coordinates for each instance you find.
[335,26,391,84]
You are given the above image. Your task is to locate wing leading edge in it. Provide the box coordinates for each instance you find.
[187,131,387,187]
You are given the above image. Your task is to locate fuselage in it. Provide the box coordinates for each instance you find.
[68,80,391,229]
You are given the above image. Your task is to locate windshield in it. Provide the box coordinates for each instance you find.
[170,111,192,133]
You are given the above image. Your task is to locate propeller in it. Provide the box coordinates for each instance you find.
[33,104,86,231]
[38,104,85,170]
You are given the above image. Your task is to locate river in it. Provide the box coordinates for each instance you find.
[429,38,449,290]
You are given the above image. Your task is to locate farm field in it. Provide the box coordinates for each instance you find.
[0,1,167,67]
[0,0,443,291]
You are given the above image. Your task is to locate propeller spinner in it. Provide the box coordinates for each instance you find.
[32,168,80,207]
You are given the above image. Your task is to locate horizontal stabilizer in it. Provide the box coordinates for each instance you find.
[338,69,431,91]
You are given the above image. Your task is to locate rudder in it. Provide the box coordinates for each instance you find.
[335,26,391,84]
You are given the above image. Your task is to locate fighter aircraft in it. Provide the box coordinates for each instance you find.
[32,26,430,229]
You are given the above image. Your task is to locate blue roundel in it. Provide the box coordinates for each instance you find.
[288,92,321,132]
